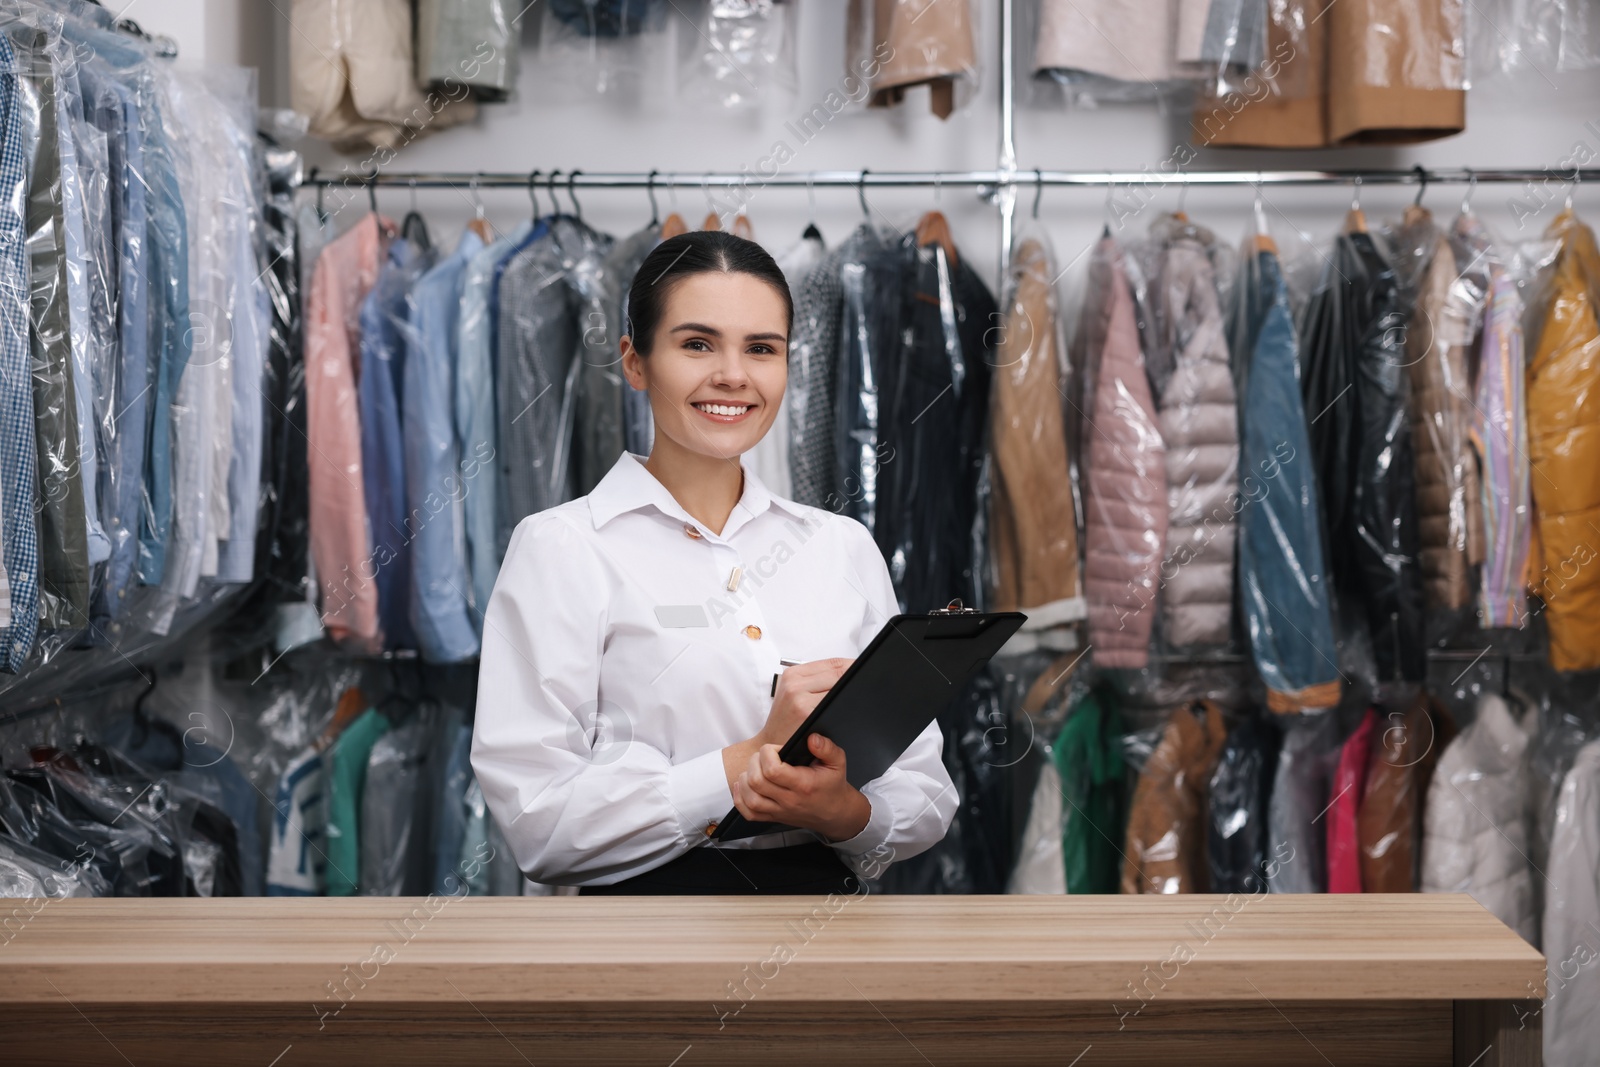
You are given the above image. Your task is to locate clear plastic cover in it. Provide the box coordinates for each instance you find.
[0,832,106,897]
[1207,711,1281,892]
[1543,736,1600,1066]
[1421,691,1536,941]
[415,0,521,101]
[1078,234,1167,670]
[1526,210,1600,673]
[1267,709,1344,892]
[1029,0,1190,105]
[359,715,429,895]
[536,0,670,99]
[1121,700,1227,894]
[849,0,979,119]
[1189,2,1323,147]
[1054,683,1126,893]
[1136,214,1240,652]
[1326,0,1467,143]
[988,229,1084,654]
[1299,228,1426,686]
[679,0,798,109]
[1358,690,1454,892]
[1231,239,1341,713]
[1386,207,1484,616]
[1326,706,1377,892]
[1469,0,1600,77]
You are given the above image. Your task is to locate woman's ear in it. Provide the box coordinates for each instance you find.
[620,335,647,392]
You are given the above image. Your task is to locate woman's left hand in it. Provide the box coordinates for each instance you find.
[732,734,871,843]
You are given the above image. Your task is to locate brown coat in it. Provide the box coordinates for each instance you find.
[1357,691,1457,893]
[851,0,977,119]
[1122,701,1228,894]
[989,236,1084,649]
[1397,209,1485,611]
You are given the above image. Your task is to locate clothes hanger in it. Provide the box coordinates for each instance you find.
[660,172,687,239]
[316,686,368,751]
[858,169,872,222]
[1252,175,1278,255]
[466,175,494,241]
[1173,177,1190,223]
[1032,168,1044,221]
[308,166,328,224]
[914,171,958,268]
[1401,165,1430,228]
[645,169,661,227]
[1343,176,1367,234]
[547,169,564,221]
[1457,168,1478,221]
[1101,173,1114,238]
[527,169,543,221]
[567,169,584,221]
[802,173,822,241]
[699,174,723,231]
[402,178,432,254]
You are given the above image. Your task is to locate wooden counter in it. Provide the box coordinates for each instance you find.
[0,894,1544,1066]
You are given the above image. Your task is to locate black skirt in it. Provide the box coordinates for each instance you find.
[579,842,860,896]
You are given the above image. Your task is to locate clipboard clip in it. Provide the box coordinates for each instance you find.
[930,599,980,615]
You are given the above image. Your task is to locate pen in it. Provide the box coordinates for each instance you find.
[770,659,801,697]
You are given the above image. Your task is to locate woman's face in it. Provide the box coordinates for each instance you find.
[621,271,789,462]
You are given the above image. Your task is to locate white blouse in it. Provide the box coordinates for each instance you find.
[471,453,958,887]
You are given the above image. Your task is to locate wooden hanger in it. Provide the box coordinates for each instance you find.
[317,687,367,751]
[915,209,958,268]
[1343,177,1367,234]
[700,210,723,232]
[731,213,754,240]
[660,213,688,239]
[467,216,494,241]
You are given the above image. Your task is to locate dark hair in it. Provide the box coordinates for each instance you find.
[624,230,793,355]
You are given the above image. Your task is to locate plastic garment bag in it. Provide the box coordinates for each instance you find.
[1139,214,1239,651]
[324,707,389,896]
[1300,230,1426,684]
[1526,211,1600,672]
[988,230,1084,653]
[360,716,429,895]
[1325,0,1466,143]
[1007,756,1065,894]
[538,0,668,97]
[679,0,798,109]
[1268,711,1343,893]
[788,222,881,509]
[574,222,658,498]
[1079,235,1166,669]
[1121,701,1226,894]
[0,832,106,897]
[1542,740,1600,1067]
[832,227,903,537]
[1207,712,1281,893]
[1469,0,1600,76]
[1421,693,1537,942]
[1357,690,1454,893]
[1054,686,1126,893]
[495,216,616,552]
[1388,207,1484,614]
[1,769,154,895]
[415,0,521,101]
[849,0,979,118]
[1232,242,1341,713]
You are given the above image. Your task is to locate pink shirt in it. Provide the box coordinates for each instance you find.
[305,213,395,653]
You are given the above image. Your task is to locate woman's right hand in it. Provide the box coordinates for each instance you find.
[722,657,852,792]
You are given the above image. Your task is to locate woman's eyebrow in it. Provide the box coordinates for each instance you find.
[669,322,722,335]
[745,332,788,344]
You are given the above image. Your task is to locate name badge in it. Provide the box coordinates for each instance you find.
[654,605,710,628]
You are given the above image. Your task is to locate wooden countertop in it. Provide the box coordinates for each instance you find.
[1,893,1543,1005]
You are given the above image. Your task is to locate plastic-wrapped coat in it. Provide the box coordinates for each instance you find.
[1327,707,1377,893]
[1421,693,1536,943]
[1121,700,1226,894]
[1543,740,1600,1067]
[1207,713,1281,893]
[1081,236,1167,668]
[1148,223,1238,649]
[1527,210,1600,672]
[1358,691,1455,893]
[1393,208,1484,611]
[989,234,1084,652]
[1055,686,1126,894]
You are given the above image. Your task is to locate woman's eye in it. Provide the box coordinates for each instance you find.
[683,338,711,351]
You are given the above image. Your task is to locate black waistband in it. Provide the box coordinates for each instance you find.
[579,841,860,896]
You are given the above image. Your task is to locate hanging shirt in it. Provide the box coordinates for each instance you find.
[305,213,395,653]
[0,33,38,668]
[267,745,328,896]
[1327,708,1378,893]
[325,706,390,897]
[456,218,535,631]
[743,230,823,501]
[471,451,957,888]
[358,235,435,651]
[404,228,484,662]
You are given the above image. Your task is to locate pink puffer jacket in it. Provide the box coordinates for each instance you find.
[1081,237,1168,668]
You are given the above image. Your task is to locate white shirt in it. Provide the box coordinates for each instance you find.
[471,452,957,887]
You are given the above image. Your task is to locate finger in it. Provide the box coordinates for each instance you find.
[808,732,847,770]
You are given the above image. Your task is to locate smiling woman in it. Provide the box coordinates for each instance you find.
[469,231,958,895]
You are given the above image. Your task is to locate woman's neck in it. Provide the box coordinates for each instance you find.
[643,436,744,536]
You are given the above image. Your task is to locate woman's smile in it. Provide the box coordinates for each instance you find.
[691,400,759,423]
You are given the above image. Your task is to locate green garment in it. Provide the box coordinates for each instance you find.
[1053,689,1126,894]
[324,707,390,896]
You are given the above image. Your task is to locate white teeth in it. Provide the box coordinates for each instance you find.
[696,402,751,417]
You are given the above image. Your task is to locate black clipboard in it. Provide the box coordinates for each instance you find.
[709,608,1026,841]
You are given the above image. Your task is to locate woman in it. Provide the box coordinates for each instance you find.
[471,231,957,894]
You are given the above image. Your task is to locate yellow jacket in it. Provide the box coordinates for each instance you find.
[1527,211,1600,671]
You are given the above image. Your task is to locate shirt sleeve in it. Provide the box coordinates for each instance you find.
[826,518,959,878]
[470,512,735,887]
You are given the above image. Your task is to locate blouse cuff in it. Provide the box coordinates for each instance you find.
[829,783,895,858]
[666,747,736,841]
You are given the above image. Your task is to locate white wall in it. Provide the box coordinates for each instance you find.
[133,1,1600,296]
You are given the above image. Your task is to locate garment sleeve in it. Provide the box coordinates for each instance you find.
[827,518,959,877]
[470,513,735,887]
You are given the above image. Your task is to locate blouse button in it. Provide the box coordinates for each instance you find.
[683,523,702,540]
[743,625,762,641]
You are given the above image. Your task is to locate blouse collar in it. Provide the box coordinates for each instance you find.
[587,452,808,537]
